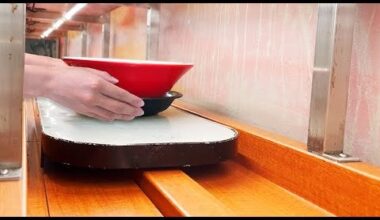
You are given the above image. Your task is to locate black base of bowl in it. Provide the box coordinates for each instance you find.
[141,91,183,116]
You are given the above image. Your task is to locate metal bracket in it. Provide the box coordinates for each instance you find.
[100,13,110,58]
[81,23,88,57]
[307,4,358,163]
[0,3,25,179]
[309,151,361,163]
[322,152,361,163]
[146,4,160,60]
[0,168,22,181]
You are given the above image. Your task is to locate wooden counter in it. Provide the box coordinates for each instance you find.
[0,103,27,216]
[25,99,161,217]
[173,100,380,216]
[11,98,379,216]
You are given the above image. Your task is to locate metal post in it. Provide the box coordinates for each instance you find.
[0,3,25,180]
[63,31,68,57]
[307,4,359,162]
[146,4,160,60]
[100,13,110,58]
[81,23,88,57]
[54,38,59,58]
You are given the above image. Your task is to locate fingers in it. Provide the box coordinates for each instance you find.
[55,59,69,66]
[82,78,144,117]
[52,66,145,122]
[116,114,136,121]
[96,94,144,116]
[68,106,111,121]
[67,103,136,122]
[99,81,144,108]
[90,106,136,121]
[83,112,111,121]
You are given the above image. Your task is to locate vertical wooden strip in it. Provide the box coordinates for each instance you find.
[24,99,49,216]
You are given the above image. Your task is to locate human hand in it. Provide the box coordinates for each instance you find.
[25,53,68,67]
[44,66,144,121]
[50,58,68,67]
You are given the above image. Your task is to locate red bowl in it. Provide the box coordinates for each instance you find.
[62,57,193,98]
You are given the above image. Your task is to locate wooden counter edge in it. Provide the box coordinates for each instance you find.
[0,101,28,216]
[172,100,380,216]
[134,169,235,217]
[24,99,49,216]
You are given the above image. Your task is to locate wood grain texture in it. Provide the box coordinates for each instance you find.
[173,100,380,216]
[26,137,49,217]
[27,99,162,217]
[25,99,49,217]
[25,97,380,216]
[43,165,162,217]
[26,141,49,217]
[0,101,28,216]
[184,161,332,216]
[135,169,235,216]
[24,99,39,143]
[31,98,42,144]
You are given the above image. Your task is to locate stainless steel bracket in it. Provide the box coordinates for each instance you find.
[307,3,359,163]
[0,168,22,181]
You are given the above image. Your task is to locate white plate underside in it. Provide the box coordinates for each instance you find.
[37,98,237,146]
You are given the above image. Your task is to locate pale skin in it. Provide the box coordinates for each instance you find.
[24,53,144,121]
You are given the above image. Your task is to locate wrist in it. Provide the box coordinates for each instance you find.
[25,53,66,67]
[40,65,57,99]
[24,64,56,98]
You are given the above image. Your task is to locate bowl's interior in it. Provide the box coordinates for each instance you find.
[63,56,193,66]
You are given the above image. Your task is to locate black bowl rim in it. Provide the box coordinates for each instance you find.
[142,91,183,101]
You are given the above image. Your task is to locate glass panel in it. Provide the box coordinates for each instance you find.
[344,4,380,166]
[157,3,317,143]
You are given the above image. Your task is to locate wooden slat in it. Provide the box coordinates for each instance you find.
[0,172,26,216]
[27,28,66,35]
[26,11,100,23]
[27,23,83,31]
[135,169,235,216]
[31,99,42,144]
[43,165,162,217]
[0,101,28,216]
[27,99,161,217]
[24,99,39,143]
[24,99,49,216]
[26,32,64,39]
[173,100,380,216]
[184,161,332,216]
[26,141,49,216]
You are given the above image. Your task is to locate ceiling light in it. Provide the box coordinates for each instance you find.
[40,3,87,38]
[52,18,66,30]
[64,3,87,20]
[42,27,54,38]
